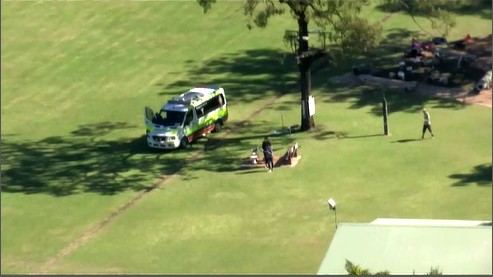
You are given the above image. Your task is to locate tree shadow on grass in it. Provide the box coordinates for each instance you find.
[1,122,194,196]
[375,0,492,21]
[311,129,348,141]
[177,121,295,176]
[343,134,384,139]
[309,28,422,83]
[351,28,421,69]
[391,138,421,143]
[235,170,264,175]
[70,122,136,137]
[155,49,299,105]
[2,48,306,195]
[449,163,492,187]
[151,30,465,121]
[321,83,465,118]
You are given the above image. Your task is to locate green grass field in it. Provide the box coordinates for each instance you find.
[1,1,491,274]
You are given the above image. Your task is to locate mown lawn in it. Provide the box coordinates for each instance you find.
[1,1,491,274]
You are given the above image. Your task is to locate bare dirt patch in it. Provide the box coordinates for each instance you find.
[461,89,492,108]
[415,83,492,108]
[329,73,491,108]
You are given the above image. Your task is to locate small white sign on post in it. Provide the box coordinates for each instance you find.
[308,95,315,116]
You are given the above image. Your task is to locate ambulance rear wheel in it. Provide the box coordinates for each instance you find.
[214,121,222,133]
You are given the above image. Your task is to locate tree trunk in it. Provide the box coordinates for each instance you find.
[297,15,315,131]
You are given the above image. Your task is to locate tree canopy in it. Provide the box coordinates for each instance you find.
[199,0,383,56]
[382,0,459,37]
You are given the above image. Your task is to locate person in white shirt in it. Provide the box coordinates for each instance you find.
[422,108,434,139]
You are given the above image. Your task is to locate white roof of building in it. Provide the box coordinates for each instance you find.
[317,218,492,275]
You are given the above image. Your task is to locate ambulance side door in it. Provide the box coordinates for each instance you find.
[144,106,155,134]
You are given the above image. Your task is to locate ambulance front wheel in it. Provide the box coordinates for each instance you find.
[180,138,189,149]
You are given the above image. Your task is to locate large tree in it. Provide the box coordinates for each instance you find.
[197,0,455,131]
[198,0,382,131]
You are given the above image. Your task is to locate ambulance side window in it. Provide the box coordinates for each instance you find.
[184,110,194,126]
[218,94,224,106]
[196,107,205,118]
[203,95,221,114]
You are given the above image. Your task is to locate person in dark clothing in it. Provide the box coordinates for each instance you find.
[411,37,421,49]
[153,112,164,125]
[262,136,274,172]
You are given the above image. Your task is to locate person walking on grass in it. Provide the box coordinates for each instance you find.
[422,108,434,139]
[262,136,274,172]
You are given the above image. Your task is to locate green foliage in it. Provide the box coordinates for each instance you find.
[245,0,285,29]
[336,16,383,55]
[199,0,383,57]
[308,1,383,55]
[346,260,443,275]
[345,259,389,275]
[381,0,458,37]
[197,0,216,13]
[388,0,468,14]
[198,0,460,55]
[426,266,443,275]
[345,259,370,275]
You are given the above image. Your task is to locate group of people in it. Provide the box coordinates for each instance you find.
[405,36,449,60]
